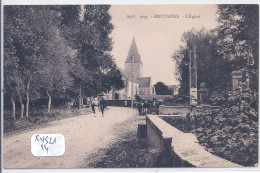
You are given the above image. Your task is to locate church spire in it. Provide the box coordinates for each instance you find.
[125,37,142,64]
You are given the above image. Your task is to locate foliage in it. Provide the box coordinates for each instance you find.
[4,5,123,119]
[59,5,123,96]
[216,4,259,94]
[154,82,171,95]
[172,28,232,95]
[216,4,259,69]
[173,5,259,96]
[165,107,258,166]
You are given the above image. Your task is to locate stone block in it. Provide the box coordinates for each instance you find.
[137,124,147,139]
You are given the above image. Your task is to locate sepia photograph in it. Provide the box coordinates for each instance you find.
[1,2,259,170]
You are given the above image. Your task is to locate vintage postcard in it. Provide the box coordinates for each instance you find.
[1,1,259,172]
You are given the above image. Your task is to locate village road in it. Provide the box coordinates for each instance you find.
[3,107,143,169]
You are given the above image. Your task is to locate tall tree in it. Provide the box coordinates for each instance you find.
[4,6,28,119]
[216,4,259,92]
[37,31,75,113]
[4,6,75,116]
[59,5,122,101]
[154,82,171,95]
[216,4,259,68]
[172,28,231,95]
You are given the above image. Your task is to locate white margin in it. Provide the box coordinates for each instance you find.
[1,1,260,173]
[2,0,260,5]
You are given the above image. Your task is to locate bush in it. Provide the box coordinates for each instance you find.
[164,106,258,166]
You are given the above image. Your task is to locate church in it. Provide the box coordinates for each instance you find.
[108,37,154,100]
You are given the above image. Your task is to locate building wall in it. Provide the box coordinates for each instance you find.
[139,87,151,95]
[109,79,139,100]
[125,81,139,99]
[125,62,143,78]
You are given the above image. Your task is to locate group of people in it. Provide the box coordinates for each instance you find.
[137,101,148,116]
[91,97,107,117]
[89,97,158,116]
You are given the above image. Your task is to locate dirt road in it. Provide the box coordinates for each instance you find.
[3,107,144,168]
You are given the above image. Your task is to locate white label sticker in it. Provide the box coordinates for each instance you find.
[31,134,65,156]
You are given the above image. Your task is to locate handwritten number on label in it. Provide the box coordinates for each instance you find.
[32,134,64,156]
[35,135,40,142]
[41,144,49,154]
[35,135,56,154]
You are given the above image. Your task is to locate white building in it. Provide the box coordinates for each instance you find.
[108,37,153,100]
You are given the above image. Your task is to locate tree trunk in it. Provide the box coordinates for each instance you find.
[19,96,24,118]
[47,91,51,113]
[78,85,82,109]
[11,96,16,120]
[25,81,30,118]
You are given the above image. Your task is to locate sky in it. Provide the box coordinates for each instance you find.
[109,5,219,86]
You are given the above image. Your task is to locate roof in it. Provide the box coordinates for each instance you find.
[137,77,151,87]
[125,37,142,64]
[118,68,139,84]
[137,95,174,101]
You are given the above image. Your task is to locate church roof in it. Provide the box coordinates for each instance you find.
[118,68,139,84]
[137,77,151,87]
[125,37,143,64]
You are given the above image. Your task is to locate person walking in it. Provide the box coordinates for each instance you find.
[137,101,142,115]
[141,101,145,115]
[91,98,95,114]
[143,101,148,115]
[99,97,107,117]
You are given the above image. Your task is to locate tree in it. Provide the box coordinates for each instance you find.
[154,82,171,95]
[4,6,29,119]
[4,51,21,119]
[216,4,259,92]
[172,5,258,100]
[37,32,76,113]
[59,5,121,101]
[4,6,76,116]
[109,67,125,91]
[172,27,235,96]
[4,5,123,120]
[216,4,259,68]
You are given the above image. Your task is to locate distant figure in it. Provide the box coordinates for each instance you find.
[138,101,142,115]
[124,100,127,107]
[134,101,137,108]
[153,100,156,108]
[99,98,107,117]
[91,98,96,114]
[143,101,148,115]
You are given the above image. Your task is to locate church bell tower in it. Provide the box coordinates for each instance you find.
[124,37,143,78]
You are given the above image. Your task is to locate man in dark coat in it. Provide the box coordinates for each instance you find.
[143,101,148,115]
[138,101,142,115]
[91,98,95,114]
[99,98,107,117]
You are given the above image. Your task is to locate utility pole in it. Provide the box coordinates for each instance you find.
[131,56,134,108]
[189,46,198,105]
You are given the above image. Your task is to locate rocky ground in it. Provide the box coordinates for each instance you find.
[163,108,258,167]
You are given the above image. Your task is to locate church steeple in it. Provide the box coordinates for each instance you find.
[124,37,143,78]
[125,37,142,64]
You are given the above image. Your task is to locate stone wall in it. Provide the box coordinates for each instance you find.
[146,115,242,168]
[159,105,221,116]
[159,105,189,115]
